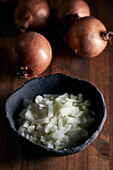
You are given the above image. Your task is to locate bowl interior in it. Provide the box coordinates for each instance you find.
[5,74,107,156]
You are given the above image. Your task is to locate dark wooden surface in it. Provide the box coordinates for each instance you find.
[0,0,113,169]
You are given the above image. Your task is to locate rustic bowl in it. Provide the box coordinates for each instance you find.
[5,73,107,156]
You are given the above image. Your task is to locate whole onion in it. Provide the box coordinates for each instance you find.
[64,16,112,58]
[15,0,50,32]
[9,32,52,78]
[49,0,90,25]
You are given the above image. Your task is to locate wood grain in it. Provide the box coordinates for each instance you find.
[0,0,113,170]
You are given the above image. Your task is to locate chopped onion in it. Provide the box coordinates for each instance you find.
[18,93,95,149]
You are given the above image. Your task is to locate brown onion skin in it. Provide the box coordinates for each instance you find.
[49,0,90,25]
[15,0,50,32]
[64,16,108,58]
[47,0,90,36]
[57,0,90,20]
[9,32,52,78]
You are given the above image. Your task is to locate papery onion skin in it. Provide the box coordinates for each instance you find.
[9,32,52,78]
[48,0,90,25]
[47,0,91,37]
[57,0,90,21]
[64,16,108,58]
[15,0,50,32]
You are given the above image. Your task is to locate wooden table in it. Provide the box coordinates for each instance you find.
[0,0,113,169]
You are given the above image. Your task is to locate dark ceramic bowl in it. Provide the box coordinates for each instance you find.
[5,73,107,156]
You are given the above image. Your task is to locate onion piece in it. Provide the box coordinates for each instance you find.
[18,93,96,149]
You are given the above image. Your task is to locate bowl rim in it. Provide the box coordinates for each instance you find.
[5,73,107,155]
